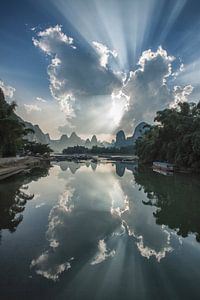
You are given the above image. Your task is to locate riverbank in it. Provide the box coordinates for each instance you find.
[0,156,50,180]
[138,160,200,174]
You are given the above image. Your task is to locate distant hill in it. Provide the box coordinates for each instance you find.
[0,87,107,153]
[24,121,150,152]
[115,122,151,148]
[23,121,104,152]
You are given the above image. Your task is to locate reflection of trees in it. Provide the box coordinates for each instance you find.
[134,170,200,242]
[0,166,50,237]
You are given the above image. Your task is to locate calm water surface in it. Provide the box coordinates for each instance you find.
[0,161,200,300]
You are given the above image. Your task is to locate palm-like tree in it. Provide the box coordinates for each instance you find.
[0,88,28,157]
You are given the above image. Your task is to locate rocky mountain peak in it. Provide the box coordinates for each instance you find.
[70,132,78,138]
[60,134,68,142]
[115,123,150,148]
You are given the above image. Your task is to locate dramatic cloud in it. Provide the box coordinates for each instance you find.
[172,85,194,107]
[92,41,118,68]
[33,25,75,55]
[33,25,120,118]
[33,25,194,137]
[0,80,15,99]
[118,47,193,133]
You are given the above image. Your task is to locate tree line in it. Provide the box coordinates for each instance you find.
[135,101,200,172]
[0,88,52,157]
[63,145,135,155]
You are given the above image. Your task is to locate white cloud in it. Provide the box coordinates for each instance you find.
[171,85,194,107]
[118,46,192,133]
[24,104,42,113]
[33,25,194,136]
[0,80,16,99]
[33,25,75,55]
[33,25,121,131]
[36,97,47,103]
[93,41,117,68]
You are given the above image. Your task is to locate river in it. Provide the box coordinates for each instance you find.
[0,161,200,300]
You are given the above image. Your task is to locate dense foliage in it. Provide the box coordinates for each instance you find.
[135,101,200,171]
[0,88,31,157]
[24,141,53,156]
[63,145,135,155]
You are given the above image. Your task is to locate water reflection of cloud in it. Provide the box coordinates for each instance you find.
[31,164,121,280]
[119,176,174,261]
[31,251,72,281]
[31,162,176,281]
[91,239,115,265]
[136,233,172,262]
[35,202,45,208]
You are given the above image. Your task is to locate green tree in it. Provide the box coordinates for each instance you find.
[0,88,31,157]
[136,101,200,171]
[24,141,53,155]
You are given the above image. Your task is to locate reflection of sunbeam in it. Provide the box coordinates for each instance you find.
[59,237,127,299]
[31,161,179,283]
[110,181,130,217]
[91,236,129,299]
[30,163,121,281]
[30,183,76,281]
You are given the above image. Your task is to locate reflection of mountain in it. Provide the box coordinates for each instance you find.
[57,161,97,173]
[0,166,50,241]
[134,170,200,242]
[58,161,138,176]
[58,161,82,173]
[115,161,138,177]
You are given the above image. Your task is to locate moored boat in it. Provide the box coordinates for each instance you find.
[153,161,174,172]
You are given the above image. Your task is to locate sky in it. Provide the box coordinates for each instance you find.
[1,0,200,141]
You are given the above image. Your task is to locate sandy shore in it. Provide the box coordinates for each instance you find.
[0,156,49,180]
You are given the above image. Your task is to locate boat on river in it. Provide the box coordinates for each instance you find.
[153,161,174,172]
